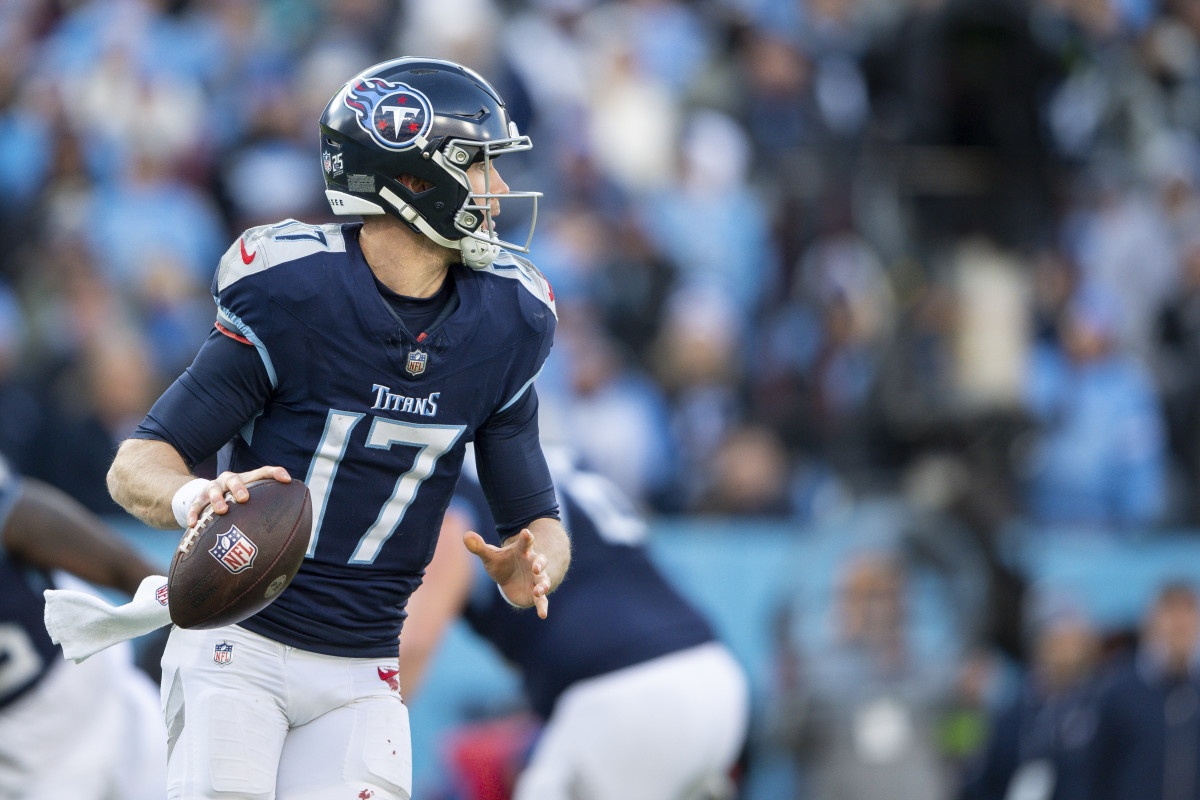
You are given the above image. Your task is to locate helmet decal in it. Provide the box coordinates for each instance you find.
[344,79,432,151]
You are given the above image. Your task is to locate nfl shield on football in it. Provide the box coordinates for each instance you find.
[168,479,312,630]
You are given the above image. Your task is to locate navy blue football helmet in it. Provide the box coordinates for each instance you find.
[319,57,540,268]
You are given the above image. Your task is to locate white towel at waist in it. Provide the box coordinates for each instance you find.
[44,575,173,663]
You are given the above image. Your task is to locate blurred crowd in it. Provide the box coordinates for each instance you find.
[6,2,1200,799]
[4,0,1200,536]
[760,549,1200,800]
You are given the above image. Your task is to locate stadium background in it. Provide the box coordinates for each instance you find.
[4,0,1200,797]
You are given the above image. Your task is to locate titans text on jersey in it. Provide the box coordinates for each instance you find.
[370,386,440,416]
[135,219,558,658]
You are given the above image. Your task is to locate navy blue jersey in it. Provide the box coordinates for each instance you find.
[451,449,716,718]
[134,220,559,657]
[0,457,60,710]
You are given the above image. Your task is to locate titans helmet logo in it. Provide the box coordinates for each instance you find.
[344,78,432,151]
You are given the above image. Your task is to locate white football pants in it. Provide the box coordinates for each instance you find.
[160,624,411,800]
[513,641,750,800]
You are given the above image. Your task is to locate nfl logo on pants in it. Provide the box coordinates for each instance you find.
[214,641,233,666]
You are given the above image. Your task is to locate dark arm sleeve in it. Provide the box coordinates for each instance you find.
[472,385,559,542]
[132,326,273,468]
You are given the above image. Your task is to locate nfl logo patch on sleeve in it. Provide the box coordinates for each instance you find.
[208,526,259,574]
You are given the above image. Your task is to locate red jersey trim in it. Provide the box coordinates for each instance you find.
[215,321,253,346]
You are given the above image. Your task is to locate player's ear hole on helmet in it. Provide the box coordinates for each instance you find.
[397,175,435,194]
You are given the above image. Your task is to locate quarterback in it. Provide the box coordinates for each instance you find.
[106,57,570,800]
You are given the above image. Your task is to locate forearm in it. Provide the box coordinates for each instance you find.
[523,516,571,591]
[4,479,162,594]
[107,438,196,530]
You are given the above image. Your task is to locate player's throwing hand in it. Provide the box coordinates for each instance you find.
[464,529,552,618]
[181,467,292,528]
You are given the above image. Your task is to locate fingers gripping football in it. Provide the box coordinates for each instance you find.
[185,467,292,527]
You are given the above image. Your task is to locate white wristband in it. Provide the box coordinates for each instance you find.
[497,583,522,608]
[172,478,211,529]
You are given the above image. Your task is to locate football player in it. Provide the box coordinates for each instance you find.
[0,454,166,799]
[106,57,570,800]
[399,446,750,800]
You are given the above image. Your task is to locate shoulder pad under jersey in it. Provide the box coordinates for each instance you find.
[215,220,348,294]
[477,250,556,319]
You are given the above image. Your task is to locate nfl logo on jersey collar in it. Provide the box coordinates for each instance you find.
[214,641,233,665]
[406,349,428,376]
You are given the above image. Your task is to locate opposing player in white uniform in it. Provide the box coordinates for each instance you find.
[400,447,750,800]
[0,454,166,799]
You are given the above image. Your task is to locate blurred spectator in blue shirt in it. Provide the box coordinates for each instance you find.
[539,314,677,511]
[753,224,895,478]
[1021,282,1168,529]
[638,109,777,321]
[583,0,713,95]
[648,287,745,511]
[87,149,225,290]
[217,77,328,232]
[693,422,794,516]
[772,551,961,800]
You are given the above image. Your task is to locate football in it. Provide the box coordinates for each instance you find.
[168,478,312,630]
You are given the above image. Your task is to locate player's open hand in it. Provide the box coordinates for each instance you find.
[186,467,292,527]
[464,528,552,619]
